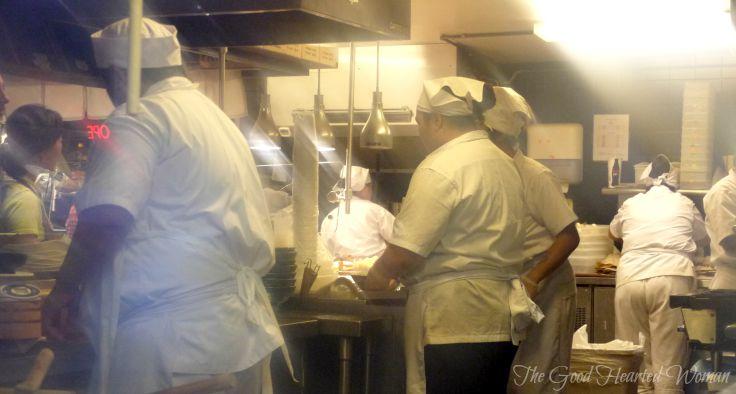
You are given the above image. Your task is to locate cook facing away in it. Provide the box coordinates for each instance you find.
[609,154,708,394]
[320,165,395,260]
[42,18,283,393]
[364,77,545,394]
[705,166,736,290]
[487,87,581,394]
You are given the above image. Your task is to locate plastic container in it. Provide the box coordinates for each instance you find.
[569,258,597,275]
[634,162,650,185]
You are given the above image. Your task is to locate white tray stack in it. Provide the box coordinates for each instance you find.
[680,81,715,189]
[569,224,613,275]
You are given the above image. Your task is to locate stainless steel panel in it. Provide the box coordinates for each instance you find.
[593,286,616,343]
[576,286,592,338]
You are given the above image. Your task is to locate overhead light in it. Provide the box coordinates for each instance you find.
[360,42,393,150]
[314,69,336,152]
[250,93,281,151]
[533,0,736,54]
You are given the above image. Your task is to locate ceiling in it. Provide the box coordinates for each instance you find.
[405,0,565,64]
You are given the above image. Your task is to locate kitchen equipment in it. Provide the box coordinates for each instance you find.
[314,69,335,151]
[670,290,736,370]
[250,94,281,151]
[0,283,42,340]
[527,123,583,188]
[299,259,320,299]
[263,248,298,307]
[360,42,393,150]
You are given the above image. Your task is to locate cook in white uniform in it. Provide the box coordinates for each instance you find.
[609,155,708,394]
[486,87,581,394]
[704,168,736,290]
[364,77,544,394]
[42,18,283,393]
[320,165,395,259]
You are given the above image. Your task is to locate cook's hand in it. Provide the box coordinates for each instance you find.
[521,274,539,300]
[42,288,81,342]
[364,265,396,291]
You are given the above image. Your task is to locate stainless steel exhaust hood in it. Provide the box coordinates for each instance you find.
[58,0,410,47]
[0,0,409,85]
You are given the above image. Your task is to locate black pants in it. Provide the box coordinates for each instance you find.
[424,341,517,394]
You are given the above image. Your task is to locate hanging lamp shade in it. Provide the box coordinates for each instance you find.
[314,94,335,151]
[360,42,392,150]
[360,91,392,150]
[250,93,281,150]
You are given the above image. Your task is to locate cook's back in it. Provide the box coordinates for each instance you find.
[395,131,526,283]
[78,77,274,304]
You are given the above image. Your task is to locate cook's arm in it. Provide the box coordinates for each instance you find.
[609,231,623,252]
[365,243,424,290]
[525,223,579,285]
[365,168,456,290]
[54,205,133,292]
[43,205,133,340]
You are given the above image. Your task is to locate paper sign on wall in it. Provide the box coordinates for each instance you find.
[593,114,629,161]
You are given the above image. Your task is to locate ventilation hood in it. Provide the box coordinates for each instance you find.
[55,0,410,47]
[0,0,409,85]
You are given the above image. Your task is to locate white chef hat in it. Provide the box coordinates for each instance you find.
[416,77,486,117]
[91,18,182,69]
[340,166,371,192]
[640,159,680,189]
[483,86,535,138]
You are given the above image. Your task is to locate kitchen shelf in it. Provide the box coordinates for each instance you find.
[601,186,710,196]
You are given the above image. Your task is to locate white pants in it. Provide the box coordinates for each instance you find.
[615,276,695,394]
[509,262,576,394]
[171,355,272,394]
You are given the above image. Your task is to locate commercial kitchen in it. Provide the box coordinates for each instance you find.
[1,1,736,393]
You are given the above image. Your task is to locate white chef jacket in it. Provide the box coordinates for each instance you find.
[610,185,707,287]
[393,130,526,342]
[76,76,283,392]
[513,152,578,265]
[704,170,736,289]
[320,197,394,259]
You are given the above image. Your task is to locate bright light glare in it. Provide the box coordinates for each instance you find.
[533,0,736,54]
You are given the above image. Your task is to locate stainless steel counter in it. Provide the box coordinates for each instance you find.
[575,274,713,288]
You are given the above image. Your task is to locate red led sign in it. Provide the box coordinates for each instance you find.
[87,124,111,141]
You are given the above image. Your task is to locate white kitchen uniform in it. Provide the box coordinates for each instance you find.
[320,197,394,259]
[509,152,578,394]
[75,76,283,394]
[391,130,537,394]
[610,185,706,394]
[704,169,736,289]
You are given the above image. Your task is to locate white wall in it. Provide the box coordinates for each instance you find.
[267,43,457,126]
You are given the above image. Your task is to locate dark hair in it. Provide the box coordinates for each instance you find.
[1,104,63,183]
[649,154,671,179]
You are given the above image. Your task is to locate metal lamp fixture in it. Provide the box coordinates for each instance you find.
[314,69,335,151]
[360,42,393,150]
[250,93,281,150]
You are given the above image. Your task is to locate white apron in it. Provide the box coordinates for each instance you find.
[80,234,289,394]
[404,269,544,394]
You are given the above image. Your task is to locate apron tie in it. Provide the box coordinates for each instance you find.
[236,266,300,385]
